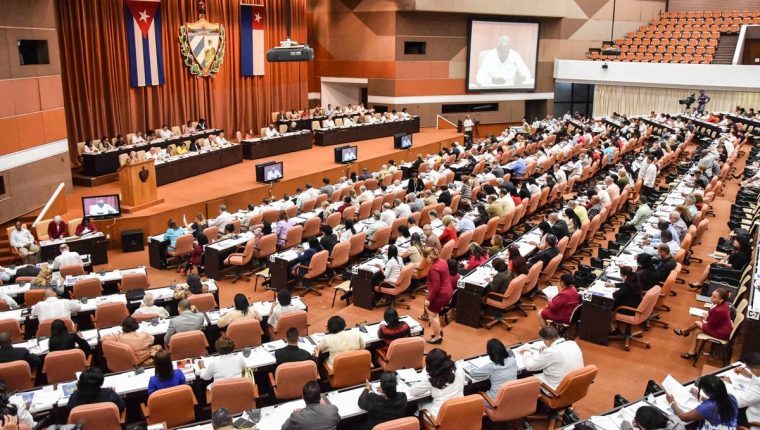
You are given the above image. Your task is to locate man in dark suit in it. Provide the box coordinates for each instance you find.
[406,171,425,194]
[0,332,40,368]
[548,213,570,240]
[281,381,340,430]
[654,244,677,284]
[529,234,559,268]
[275,328,313,368]
[437,184,452,208]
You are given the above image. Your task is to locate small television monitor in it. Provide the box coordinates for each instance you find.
[256,161,284,183]
[394,133,412,149]
[82,194,121,219]
[334,145,358,164]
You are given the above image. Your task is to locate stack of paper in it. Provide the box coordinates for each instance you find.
[661,374,699,411]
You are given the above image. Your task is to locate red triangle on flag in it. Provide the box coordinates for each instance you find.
[126,0,160,38]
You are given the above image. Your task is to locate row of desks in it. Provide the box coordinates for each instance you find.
[314,118,420,146]
[81,129,222,177]
[154,144,243,186]
[38,233,108,267]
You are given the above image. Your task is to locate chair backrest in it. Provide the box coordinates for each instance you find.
[439,240,456,261]
[188,293,217,313]
[73,277,103,299]
[60,264,86,278]
[433,394,484,430]
[372,416,420,430]
[326,212,342,228]
[357,200,373,220]
[120,273,150,292]
[487,376,542,422]
[471,224,487,246]
[538,253,564,283]
[328,241,351,269]
[23,288,46,307]
[522,261,544,296]
[302,217,321,239]
[68,402,122,429]
[168,330,209,360]
[342,205,356,220]
[274,360,319,400]
[483,217,500,242]
[201,226,218,244]
[349,232,368,257]
[304,250,329,279]
[390,217,408,240]
[329,350,372,388]
[173,234,195,255]
[0,319,23,342]
[102,339,139,372]
[0,361,33,392]
[384,337,425,371]
[43,349,88,384]
[37,317,76,337]
[272,310,308,340]
[226,319,263,349]
[367,226,392,251]
[35,219,52,241]
[94,302,129,328]
[145,385,198,427]
[283,225,304,249]
[208,377,257,414]
[543,365,598,410]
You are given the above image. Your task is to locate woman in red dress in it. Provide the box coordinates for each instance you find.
[538,274,579,327]
[424,247,452,345]
[673,288,732,359]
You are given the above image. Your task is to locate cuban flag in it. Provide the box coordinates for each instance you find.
[240,4,265,76]
[124,0,165,87]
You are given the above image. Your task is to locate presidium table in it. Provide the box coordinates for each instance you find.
[153,144,243,186]
[314,117,420,146]
[81,129,222,177]
[240,131,312,160]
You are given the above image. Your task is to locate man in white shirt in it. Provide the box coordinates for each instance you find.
[605,176,620,201]
[553,163,567,184]
[265,123,280,138]
[357,186,374,204]
[380,203,396,227]
[641,154,658,197]
[52,244,83,270]
[296,187,312,209]
[322,116,336,129]
[522,327,584,390]
[10,221,39,264]
[31,289,82,321]
[158,125,175,139]
[131,131,146,145]
[342,116,354,127]
[132,293,170,319]
[265,166,282,181]
[454,210,475,233]
[305,183,320,200]
[394,198,412,219]
[724,353,760,430]
[88,199,118,216]
[215,132,229,145]
[476,36,532,87]
[462,115,475,144]
[400,108,411,119]
[210,204,234,230]
[365,211,388,242]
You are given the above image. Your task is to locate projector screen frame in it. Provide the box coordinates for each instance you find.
[465,17,541,93]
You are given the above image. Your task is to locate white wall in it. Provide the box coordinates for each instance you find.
[320,82,362,109]
[554,59,760,91]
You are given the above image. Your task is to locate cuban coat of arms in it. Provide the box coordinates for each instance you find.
[179,3,225,78]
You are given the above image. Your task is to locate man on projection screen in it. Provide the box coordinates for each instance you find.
[476,36,533,87]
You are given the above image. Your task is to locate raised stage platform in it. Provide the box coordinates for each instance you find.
[57,127,462,248]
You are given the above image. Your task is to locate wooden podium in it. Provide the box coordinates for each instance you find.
[118,160,164,213]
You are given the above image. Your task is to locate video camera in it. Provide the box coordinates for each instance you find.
[678,94,696,108]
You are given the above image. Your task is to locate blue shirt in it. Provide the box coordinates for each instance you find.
[164,227,184,250]
[695,395,738,429]
[508,159,526,177]
[602,147,614,163]
[456,216,476,233]
[148,369,187,394]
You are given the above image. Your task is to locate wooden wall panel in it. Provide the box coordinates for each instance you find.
[15,113,46,151]
[0,80,15,118]
[42,108,67,144]
[11,78,41,116]
[0,0,57,29]
[4,28,61,79]
[0,117,21,155]
[0,153,72,225]
[38,75,64,110]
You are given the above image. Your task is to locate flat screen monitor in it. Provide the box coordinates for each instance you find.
[394,133,412,149]
[256,161,284,183]
[466,19,539,92]
[334,145,358,164]
[82,194,121,219]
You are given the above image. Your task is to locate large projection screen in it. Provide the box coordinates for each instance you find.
[466,20,539,92]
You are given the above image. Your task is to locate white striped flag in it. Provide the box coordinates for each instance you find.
[124,0,165,87]
[240,4,265,76]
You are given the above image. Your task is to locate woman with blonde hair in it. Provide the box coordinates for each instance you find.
[31,266,64,295]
